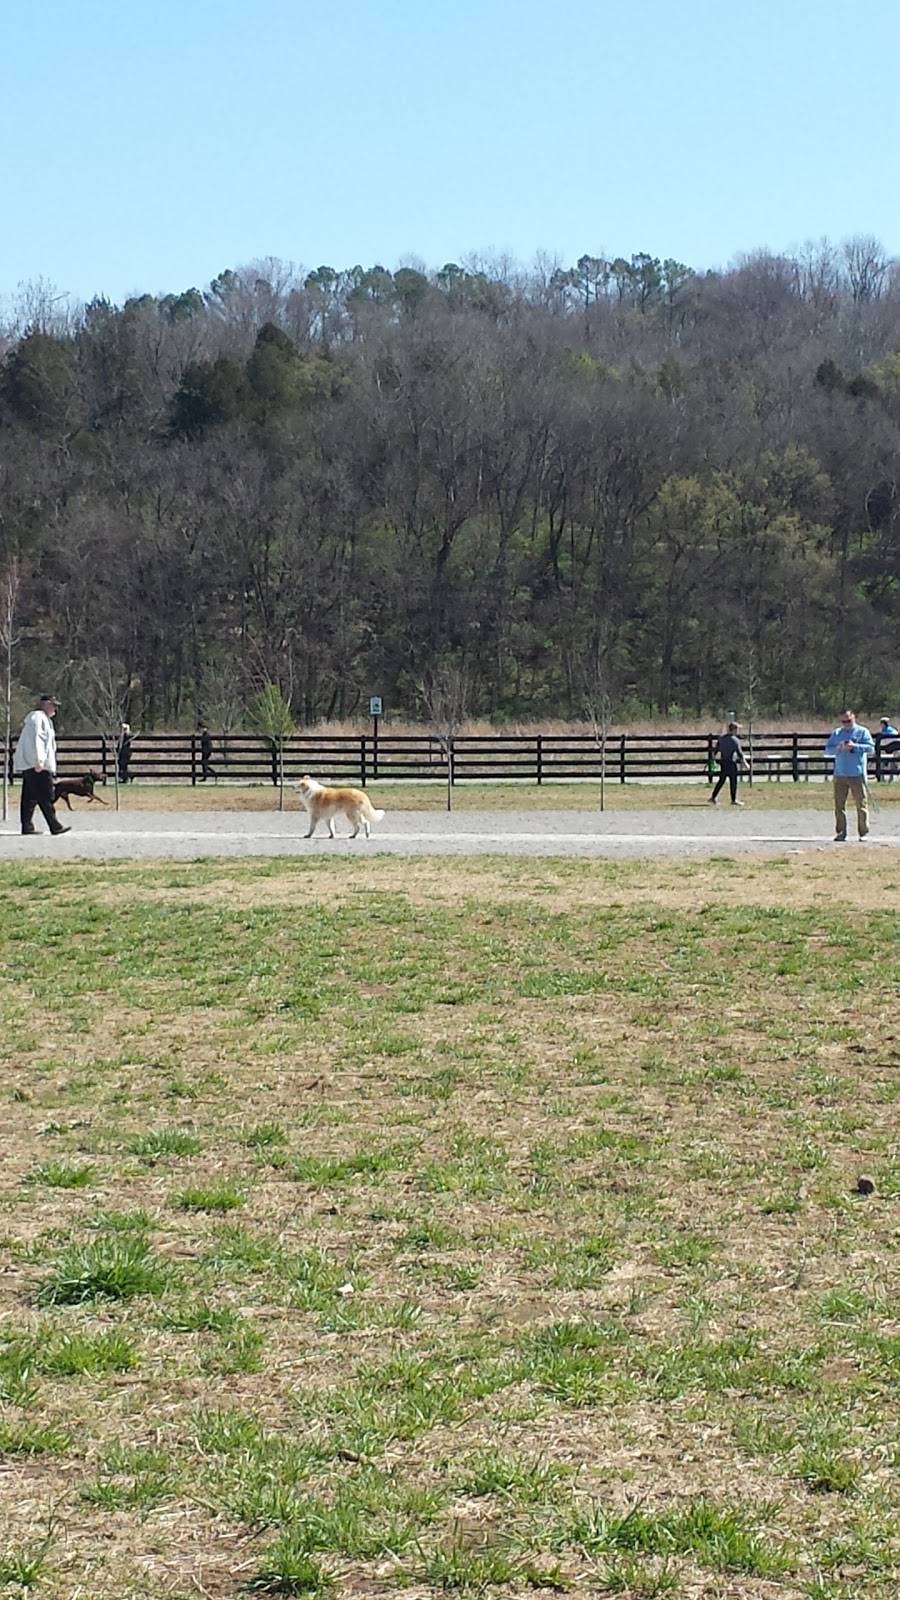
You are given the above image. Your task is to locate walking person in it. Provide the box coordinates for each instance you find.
[825,710,875,842]
[12,693,71,836]
[117,722,133,784]
[198,723,217,783]
[709,721,748,806]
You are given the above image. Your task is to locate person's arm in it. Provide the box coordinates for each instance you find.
[824,729,841,756]
[859,728,875,755]
[32,714,53,770]
[13,719,35,770]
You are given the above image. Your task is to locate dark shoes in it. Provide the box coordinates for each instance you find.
[21,827,36,835]
[834,834,847,843]
[50,826,71,836]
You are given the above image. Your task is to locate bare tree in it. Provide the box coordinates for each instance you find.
[0,557,21,822]
[843,235,889,305]
[420,656,469,812]
[740,618,760,787]
[75,652,131,810]
[197,656,247,770]
[581,642,617,813]
[10,276,72,337]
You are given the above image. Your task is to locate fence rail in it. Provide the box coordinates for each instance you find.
[7,729,900,786]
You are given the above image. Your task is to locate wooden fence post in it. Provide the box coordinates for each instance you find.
[360,736,367,788]
[537,734,542,785]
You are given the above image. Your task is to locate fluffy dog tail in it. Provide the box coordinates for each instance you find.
[362,798,385,822]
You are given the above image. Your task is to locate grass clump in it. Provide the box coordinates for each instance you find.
[246,1534,334,1595]
[563,1499,789,1577]
[21,1326,137,1376]
[0,1538,53,1588]
[81,1443,181,1515]
[174,1181,247,1212]
[129,1128,201,1157]
[28,1160,95,1188]
[36,1235,169,1305]
[0,1420,71,1455]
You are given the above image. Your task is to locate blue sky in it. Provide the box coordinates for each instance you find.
[4,0,899,308]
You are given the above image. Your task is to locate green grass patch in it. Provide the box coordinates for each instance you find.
[36,1235,170,1305]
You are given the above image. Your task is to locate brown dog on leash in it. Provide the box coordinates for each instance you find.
[53,770,109,809]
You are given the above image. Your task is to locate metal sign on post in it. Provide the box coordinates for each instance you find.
[369,696,383,780]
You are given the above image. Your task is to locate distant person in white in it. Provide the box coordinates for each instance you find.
[12,694,70,836]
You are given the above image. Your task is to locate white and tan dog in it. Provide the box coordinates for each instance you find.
[294,775,385,839]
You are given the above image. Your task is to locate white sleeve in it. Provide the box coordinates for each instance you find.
[34,713,53,767]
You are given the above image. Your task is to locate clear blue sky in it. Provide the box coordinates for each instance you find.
[4,0,899,308]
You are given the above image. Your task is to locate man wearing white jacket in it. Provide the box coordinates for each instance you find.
[12,694,70,837]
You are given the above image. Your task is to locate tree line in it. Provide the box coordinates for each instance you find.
[2,236,900,729]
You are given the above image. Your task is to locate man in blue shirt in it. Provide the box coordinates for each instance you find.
[824,710,875,842]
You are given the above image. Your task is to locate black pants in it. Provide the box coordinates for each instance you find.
[711,760,739,803]
[20,769,65,834]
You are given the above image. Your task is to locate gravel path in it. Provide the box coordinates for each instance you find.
[2,807,897,860]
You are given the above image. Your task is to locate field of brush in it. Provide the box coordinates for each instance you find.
[1,852,899,1599]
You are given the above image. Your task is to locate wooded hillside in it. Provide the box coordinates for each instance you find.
[2,239,899,727]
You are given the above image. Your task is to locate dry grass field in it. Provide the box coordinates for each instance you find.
[2,852,900,1599]
[86,777,900,816]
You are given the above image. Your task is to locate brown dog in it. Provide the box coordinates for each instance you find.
[53,770,109,809]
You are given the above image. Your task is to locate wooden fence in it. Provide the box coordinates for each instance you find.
[7,729,900,786]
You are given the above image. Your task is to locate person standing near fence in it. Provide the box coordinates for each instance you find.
[825,711,874,842]
[879,717,900,779]
[117,722,133,784]
[708,722,748,806]
[198,723,217,782]
[12,693,71,836]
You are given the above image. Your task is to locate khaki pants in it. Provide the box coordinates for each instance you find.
[833,776,869,839]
